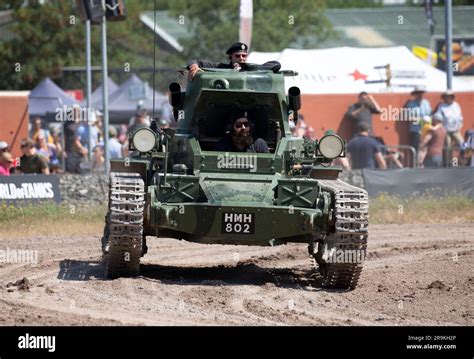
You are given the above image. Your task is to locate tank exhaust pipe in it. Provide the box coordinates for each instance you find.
[288,86,301,124]
[169,82,184,121]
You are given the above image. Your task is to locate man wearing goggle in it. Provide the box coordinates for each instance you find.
[187,42,280,80]
[215,111,269,153]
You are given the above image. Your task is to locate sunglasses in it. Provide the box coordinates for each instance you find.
[235,121,249,128]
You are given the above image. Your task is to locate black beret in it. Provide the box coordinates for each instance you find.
[226,42,248,55]
[232,110,248,122]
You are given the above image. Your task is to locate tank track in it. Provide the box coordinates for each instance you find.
[104,172,145,279]
[312,179,369,290]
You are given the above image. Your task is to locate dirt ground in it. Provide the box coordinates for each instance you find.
[0,223,472,326]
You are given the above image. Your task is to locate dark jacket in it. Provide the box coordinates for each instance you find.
[215,135,269,153]
[187,60,281,73]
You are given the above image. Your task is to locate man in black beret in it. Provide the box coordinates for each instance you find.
[215,111,269,153]
[187,42,281,80]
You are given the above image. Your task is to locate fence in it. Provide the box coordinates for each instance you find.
[384,145,417,168]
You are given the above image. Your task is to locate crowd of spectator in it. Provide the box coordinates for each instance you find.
[0,107,166,176]
[285,89,471,170]
[342,89,471,170]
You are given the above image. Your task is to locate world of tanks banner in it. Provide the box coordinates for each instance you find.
[0,175,61,205]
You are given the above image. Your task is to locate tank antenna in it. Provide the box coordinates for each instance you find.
[152,0,157,120]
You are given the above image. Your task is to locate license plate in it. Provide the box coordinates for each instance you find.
[221,212,255,234]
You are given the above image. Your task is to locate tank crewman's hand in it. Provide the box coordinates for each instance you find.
[188,64,202,80]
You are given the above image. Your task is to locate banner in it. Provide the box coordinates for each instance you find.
[432,35,474,76]
[0,175,61,205]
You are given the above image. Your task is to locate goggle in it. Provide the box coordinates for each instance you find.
[235,121,249,128]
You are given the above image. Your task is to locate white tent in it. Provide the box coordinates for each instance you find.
[248,46,474,94]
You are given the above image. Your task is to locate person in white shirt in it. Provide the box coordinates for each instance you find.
[434,90,464,149]
[108,126,123,159]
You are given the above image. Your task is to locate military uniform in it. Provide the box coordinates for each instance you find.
[187,42,281,73]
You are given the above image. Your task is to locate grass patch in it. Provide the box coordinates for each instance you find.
[1,194,473,238]
[0,202,107,238]
[369,194,474,224]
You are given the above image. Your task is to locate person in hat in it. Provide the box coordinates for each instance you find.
[403,87,432,155]
[0,141,9,155]
[0,151,14,176]
[187,42,281,80]
[433,90,464,149]
[215,111,269,153]
[18,138,50,175]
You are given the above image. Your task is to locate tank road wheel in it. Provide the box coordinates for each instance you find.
[313,180,369,290]
[104,172,145,279]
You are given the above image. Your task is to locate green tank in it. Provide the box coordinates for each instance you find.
[101,65,368,290]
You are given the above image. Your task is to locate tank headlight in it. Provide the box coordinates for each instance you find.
[318,134,345,159]
[132,128,157,153]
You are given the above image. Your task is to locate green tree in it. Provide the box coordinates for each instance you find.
[169,0,334,62]
[0,0,337,91]
[0,0,24,10]
[0,1,178,91]
[0,1,82,90]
